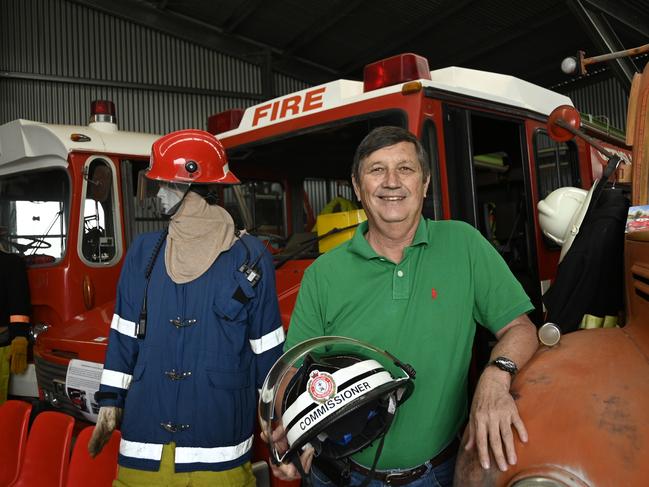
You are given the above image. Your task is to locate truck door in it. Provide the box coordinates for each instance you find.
[443,105,543,323]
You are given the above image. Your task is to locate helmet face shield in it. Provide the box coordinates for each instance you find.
[157,182,191,215]
[259,336,415,465]
[137,170,190,216]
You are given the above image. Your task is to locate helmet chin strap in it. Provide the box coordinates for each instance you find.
[354,395,397,487]
[300,393,398,487]
[294,435,388,487]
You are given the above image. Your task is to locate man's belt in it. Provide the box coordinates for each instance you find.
[349,437,459,486]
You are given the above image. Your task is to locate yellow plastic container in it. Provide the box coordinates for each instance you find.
[316,209,367,253]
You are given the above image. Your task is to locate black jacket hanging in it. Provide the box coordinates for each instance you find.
[543,188,629,333]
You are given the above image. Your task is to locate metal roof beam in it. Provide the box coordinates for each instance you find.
[222,0,264,34]
[445,7,564,67]
[582,0,649,38]
[340,0,480,75]
[282,0,365,56]
[567,0,636,91]
[70,0,337,85]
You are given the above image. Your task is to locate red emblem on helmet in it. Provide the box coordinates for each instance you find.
[307,370,336,403]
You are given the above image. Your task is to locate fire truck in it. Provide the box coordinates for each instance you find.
[212,52,631,348]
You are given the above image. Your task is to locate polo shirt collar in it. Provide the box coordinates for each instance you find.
[349,216,429,260]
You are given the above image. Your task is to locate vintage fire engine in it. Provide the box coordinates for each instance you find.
[454,47,649,487]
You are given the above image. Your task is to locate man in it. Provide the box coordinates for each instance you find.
[274,126,538,486]
[0,239,31,404]
[88,129,285,486]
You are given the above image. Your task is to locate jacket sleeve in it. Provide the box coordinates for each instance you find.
[97,243,142,408]
[245,241,285,390]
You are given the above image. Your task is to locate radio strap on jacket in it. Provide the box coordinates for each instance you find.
[136,229,168,340]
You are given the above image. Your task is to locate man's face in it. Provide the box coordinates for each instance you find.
[352,141,429,232]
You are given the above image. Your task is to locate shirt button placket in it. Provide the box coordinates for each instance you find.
[393,263,409,299]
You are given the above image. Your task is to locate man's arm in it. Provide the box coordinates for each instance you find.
[464,313,538,472]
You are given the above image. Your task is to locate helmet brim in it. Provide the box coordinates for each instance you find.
[259,336,416,466]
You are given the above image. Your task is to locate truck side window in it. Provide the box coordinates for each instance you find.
[421,120,442,220]
[534,131,580,199]
[80,158,119,265]
[0,169,69,265]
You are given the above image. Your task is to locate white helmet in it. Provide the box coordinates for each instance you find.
[259,337,415,467]
[537,184,596,261]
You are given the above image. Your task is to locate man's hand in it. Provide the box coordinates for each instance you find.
[260,422,315,481]
[9,337,28,374]
[88,406,122,457]
[464,367,528,472]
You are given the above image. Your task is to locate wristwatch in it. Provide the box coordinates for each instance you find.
[489,356,518,376]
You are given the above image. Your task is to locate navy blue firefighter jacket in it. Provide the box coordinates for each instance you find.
[97,231,285,472]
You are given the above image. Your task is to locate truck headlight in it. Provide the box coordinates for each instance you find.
[30,322,50,342]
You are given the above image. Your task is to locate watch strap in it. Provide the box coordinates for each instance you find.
[489,356,518,376]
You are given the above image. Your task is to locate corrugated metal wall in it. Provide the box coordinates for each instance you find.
[274,72,311,97]
[304,179,356,216]
[558,75,629,132]
[0,0,310,134]
[0,0,631,136]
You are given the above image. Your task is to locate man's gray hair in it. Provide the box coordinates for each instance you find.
[351,126,430,183]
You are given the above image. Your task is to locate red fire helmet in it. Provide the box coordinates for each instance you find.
[146,129,240,184]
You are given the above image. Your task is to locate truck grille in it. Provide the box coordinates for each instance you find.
[34,356,87,420]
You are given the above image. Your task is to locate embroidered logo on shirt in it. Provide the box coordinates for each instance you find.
[307,370,337,403]
[431,288,438,299]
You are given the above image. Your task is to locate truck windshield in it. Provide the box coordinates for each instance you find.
[225,110,407,256]
[0,169,70,265]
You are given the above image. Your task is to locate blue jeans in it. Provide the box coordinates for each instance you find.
[309,454,456,487]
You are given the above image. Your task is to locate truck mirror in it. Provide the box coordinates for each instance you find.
[86,164,112,203]
[547,105,581,142]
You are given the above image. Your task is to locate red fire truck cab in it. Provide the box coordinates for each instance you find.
[214,52,631,334]
[0,101,161,415]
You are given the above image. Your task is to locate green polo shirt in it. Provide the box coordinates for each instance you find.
[285,217,533,469]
